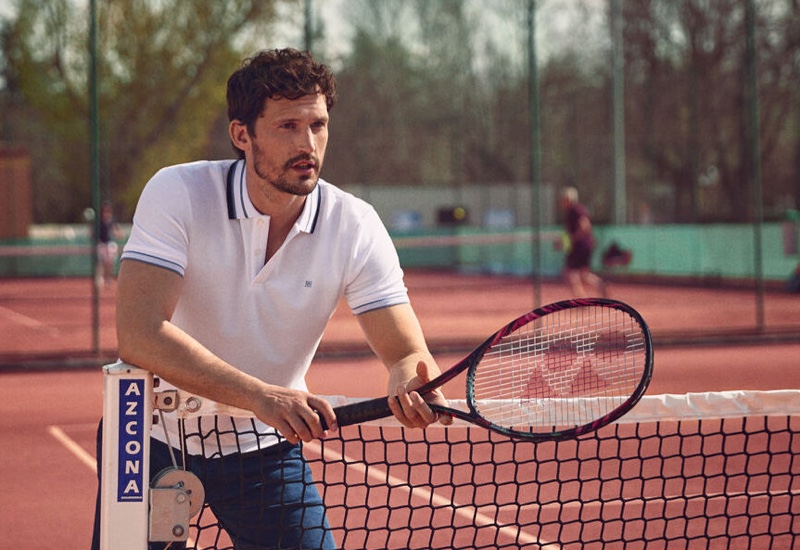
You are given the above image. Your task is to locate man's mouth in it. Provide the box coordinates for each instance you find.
[288,156,318,173]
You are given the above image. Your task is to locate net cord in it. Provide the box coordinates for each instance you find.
[167,387,800,426]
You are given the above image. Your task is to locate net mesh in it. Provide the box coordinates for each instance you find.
[148,391,800,550]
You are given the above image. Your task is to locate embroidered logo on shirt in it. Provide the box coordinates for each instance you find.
[305,280,313,288]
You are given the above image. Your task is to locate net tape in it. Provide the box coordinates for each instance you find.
[171,390,800,424]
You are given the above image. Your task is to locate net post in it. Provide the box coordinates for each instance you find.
[100,361,153,550]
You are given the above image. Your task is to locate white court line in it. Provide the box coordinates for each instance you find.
[0,304,60,335]
[48,425,97,472]
[48,424,200,548]
[304,440,558,550]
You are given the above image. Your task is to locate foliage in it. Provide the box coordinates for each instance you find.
[0,0,798,224]
[1,0,279,222]
[327,0,799,223]
[622,0,800,222]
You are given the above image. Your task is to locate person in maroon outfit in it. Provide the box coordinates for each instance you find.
[558,187,606,297]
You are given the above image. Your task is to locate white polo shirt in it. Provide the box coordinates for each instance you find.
[121,159,409,455]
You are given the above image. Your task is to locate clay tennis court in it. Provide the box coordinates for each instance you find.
[1,271,799,549]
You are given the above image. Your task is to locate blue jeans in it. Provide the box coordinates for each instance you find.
[92,420,336,549]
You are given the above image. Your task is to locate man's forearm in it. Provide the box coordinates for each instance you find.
[118,319,267,413]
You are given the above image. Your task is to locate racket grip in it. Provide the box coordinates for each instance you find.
[320,396,392,430]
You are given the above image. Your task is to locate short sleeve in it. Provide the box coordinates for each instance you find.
[344,207,409,315]
[120,167,192,276]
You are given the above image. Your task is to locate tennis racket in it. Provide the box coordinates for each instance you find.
[326,298,653,442]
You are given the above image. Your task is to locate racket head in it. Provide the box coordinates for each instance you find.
[454,298,653,442]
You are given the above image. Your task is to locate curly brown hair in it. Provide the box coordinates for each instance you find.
[226,48,337,159]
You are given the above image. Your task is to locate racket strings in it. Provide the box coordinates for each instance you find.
[472,305,647,430]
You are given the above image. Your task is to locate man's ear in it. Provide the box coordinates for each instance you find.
[229,120,251,152]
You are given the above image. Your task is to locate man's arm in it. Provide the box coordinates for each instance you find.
[576,213,593,238]
[115,259,336,443]
[357,303,451,428]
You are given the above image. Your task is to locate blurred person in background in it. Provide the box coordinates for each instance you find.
[558,186,607,298]
[96,201,121,287]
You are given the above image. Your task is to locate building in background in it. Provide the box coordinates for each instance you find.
[0,146,32,239]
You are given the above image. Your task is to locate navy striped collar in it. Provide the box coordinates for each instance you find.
[225,159,321,233]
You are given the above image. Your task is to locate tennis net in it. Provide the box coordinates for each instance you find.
[100,362,800,549]
[392,228,563,277]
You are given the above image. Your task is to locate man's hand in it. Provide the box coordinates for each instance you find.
[250,385,338,444]
[387,361,453,429]
[356,303,450,429]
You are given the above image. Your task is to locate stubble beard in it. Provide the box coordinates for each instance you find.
[252,145,320,197]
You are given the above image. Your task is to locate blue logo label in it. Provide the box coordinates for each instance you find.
[117,379,145,502]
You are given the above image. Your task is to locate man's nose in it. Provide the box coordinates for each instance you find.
[297,127,316,153]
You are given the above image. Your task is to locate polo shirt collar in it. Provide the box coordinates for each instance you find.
[226,159,321,234]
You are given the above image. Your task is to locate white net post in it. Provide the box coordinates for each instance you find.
[100,361,153,550]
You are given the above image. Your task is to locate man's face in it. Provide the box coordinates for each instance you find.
[246,93,329,199]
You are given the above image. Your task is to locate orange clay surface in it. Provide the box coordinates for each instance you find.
[1,271,799,549]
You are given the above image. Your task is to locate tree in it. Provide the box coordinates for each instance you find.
[323,0,525,191]
[622,0,800,222]
[1,0,280,222]
[3,0,797,225]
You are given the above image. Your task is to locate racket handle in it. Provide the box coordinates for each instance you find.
[320,396,392,430]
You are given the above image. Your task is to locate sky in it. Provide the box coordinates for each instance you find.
[0,0,12,19]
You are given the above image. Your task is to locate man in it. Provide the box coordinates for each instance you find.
[93,48,448,549]
[558,186,606,298]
